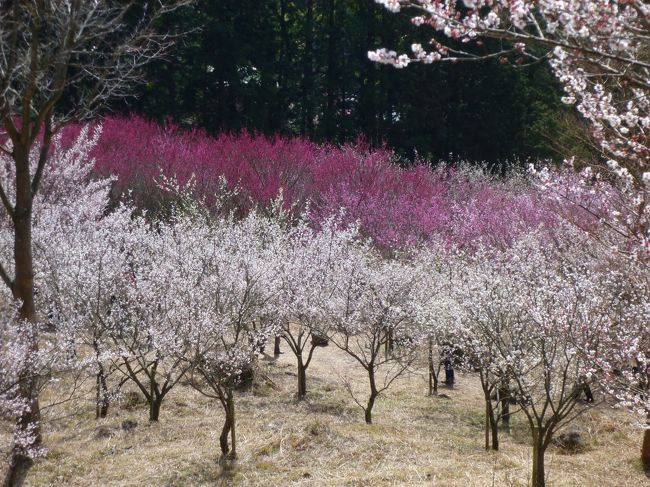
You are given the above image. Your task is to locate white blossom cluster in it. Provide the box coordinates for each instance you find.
[451,225,649,430]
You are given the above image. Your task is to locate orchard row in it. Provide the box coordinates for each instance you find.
[1,126,647,487]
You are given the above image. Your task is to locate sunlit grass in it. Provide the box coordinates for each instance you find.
[1,346,645,486]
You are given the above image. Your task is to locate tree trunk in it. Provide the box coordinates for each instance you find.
[431,369,439,395]
[218,388,236,460]
[365,368,378,424]
[297,357,307,400]
[365,392,377,425]
[428,338,438,395]
[642,411,650,471]
[324,0,337,138]
[149,396,162,422]
[482,378,498,450]
[219,416,231,458]
[490,414,499,451]
[276,0,290,131]
[2,456,34,487]
[359,0,378,145]
[13,153,36,322]
[274,336,281,356]
[485,400,490,450]
[383,330,395,359]
[300,0,314,136]
[4,150,42,487]
[531,429,546,487]
[219,399,233,457]
[499,382,510,431]
[96,364,109,419]
[229,390,236,459]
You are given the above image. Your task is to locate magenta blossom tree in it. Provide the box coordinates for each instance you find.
[81,116,551,254]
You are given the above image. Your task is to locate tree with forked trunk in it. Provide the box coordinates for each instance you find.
[180,203,285,461]
[107,212,206,422]
[318,237,422,424]
[278,217,358,400]
[190,348,249,462]
[454,228,615,487]
[453,244,526,452]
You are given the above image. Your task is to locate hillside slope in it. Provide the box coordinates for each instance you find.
[3,345,646,487]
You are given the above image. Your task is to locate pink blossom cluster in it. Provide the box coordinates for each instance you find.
[60,116,552,253]
[372,0,650,258]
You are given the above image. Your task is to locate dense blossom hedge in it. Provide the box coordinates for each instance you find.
[64,116,553,252]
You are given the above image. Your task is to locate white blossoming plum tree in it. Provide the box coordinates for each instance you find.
[456,229,617,487]
[183,207,286,461]
[411,245,460,397]
[278,217,360,400]
[453,245,526,453]
[31,126,141,421]
[105,214,202,423]
[318,241,423,425]
[372,0,650,470]
[0,2,189,483]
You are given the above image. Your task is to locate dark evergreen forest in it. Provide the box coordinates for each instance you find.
[118,0,585,166]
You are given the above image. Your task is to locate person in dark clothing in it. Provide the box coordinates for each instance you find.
[444,359,455,386]
[440,342,457,387]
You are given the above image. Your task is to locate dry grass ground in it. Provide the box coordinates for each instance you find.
[1,344,648,486]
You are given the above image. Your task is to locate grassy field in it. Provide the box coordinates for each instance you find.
[1,344,647,486]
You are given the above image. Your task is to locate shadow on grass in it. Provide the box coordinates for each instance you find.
[303,396,359,419]
[164,458,240,486]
